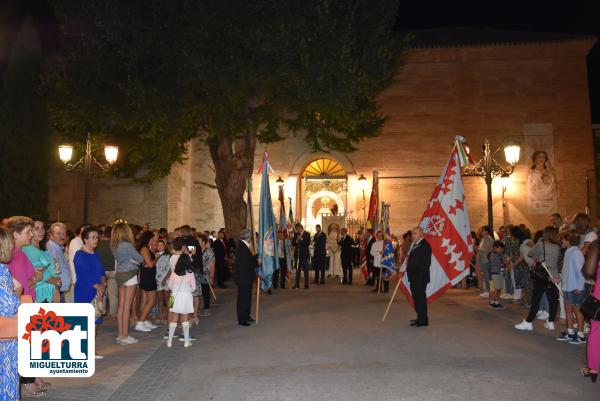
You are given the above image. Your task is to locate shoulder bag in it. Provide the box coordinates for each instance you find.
[580,295,600,321]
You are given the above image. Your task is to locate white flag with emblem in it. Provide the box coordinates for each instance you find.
[400,140,474,304]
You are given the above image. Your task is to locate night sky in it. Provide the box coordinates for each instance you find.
[6,1,600,122]
[396,1,600,123]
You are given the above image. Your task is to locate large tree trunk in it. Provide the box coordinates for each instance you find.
[209,132,256,243]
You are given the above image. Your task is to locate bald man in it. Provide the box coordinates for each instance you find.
[406,227,432,327]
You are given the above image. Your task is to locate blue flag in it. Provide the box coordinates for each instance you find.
[258,153,279,292]
[380,203,397,277]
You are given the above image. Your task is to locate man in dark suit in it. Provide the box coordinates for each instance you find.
[312,224,327,284]
[213,230,227,288]
[291,223,311,289]
[235,229,257,326]
[406,227,432,327]
[365,228,376,286]
[339,227,354,284]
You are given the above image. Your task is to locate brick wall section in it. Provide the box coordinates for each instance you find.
[47,39,597,234]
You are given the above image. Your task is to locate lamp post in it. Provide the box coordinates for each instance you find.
[358,174,368,221]
[58,133,119,223]
[463,138,520,233]
[500,173,510,227]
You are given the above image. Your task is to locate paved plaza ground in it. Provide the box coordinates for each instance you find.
[41,275,596,401]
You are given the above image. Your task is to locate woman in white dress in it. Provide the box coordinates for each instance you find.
[327,226,342,279]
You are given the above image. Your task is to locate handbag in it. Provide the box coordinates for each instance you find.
[91,297,106,319]
[580,295,600,321]
[168,274,185,309]
[531,242,549,282]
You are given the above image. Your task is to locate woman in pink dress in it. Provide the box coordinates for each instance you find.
[582,240,600,382]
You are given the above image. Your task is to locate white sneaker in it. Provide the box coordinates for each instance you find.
[536,311,549,321]
[584,323,591,334]
[143,321,157,330]
[514,320,533,331]
[500,293,512,300]
[115,337,123,344]
[135,321,151,332]
[166,340,172,348]
[544,321,555,331]
[184,340,192,348]
[120,336,139,345]
[479,292,489,298]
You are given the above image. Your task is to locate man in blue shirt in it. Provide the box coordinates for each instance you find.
[46,222,71,302]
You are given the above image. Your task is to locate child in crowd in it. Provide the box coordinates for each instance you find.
[488,241,507,309]
[155,240,171,323]
[556,230,587,344]
[166,252,196,348]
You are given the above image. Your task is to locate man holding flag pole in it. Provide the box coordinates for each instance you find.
[383,137,474,323]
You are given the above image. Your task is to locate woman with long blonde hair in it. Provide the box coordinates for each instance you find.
[111,221,144,345]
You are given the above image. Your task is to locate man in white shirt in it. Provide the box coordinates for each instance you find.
[66,224,89,302]
[370,231,386,292]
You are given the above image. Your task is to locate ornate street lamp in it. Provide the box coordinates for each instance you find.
[58,133,119,223]
[463,138,520,233]
[358,174,368,221]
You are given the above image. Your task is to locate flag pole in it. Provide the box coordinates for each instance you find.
[208,282,217,301]
[382,276,402,322]
[378,201,385,294]
[247,177,260,324]
[541,262,564,298]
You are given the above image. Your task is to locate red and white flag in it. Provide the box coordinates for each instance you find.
[400,139,474,304]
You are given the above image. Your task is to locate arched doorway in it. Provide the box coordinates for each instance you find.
[300,158,348,232]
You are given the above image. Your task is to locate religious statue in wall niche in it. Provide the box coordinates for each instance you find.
[327,223,342,279]
[527,150,557,214]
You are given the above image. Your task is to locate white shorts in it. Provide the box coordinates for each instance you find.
[124,275,138,287]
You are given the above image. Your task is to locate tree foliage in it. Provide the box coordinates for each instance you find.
[47,0,407,233]
[0,18,50,218]
[48,0,406,180]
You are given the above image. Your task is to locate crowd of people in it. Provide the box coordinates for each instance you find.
[0,210,598,399]
[0,216,237,399]
[469,212,599,382]
[285,212,599,382]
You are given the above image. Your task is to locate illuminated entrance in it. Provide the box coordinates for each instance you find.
[300,158,347,232]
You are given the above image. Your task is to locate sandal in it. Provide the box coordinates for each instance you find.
[22,383,47,397]
[580,367,598,383]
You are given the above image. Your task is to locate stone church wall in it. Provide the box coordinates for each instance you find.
[47,39,597,235]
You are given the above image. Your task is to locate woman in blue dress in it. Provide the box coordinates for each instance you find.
[74,227,107,358]
[0,226,21,400]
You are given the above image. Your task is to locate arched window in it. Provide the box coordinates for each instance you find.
[302,158,346,177]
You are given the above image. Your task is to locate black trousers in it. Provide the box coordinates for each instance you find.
[312,256,326,283]
[216,260,226,287]
[273,259,287,288]
[295,259,309,288]
[236,282,253,323]
[526,278,559,323]
[342,258,352,284]
[201,283,210,309]
[410,279,428,324]
[366,261,374,285]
